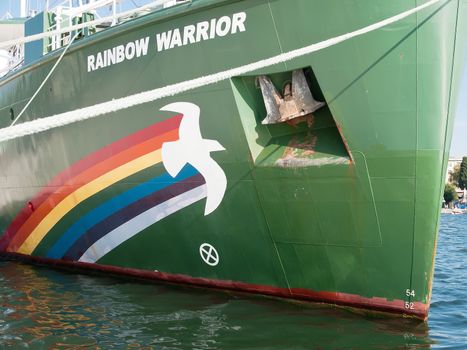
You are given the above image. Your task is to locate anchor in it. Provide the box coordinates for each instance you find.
[256,69,325,125]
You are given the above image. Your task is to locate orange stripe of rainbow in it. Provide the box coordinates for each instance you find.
[1,115,182,254]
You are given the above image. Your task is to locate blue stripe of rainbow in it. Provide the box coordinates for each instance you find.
[46,165,199,259]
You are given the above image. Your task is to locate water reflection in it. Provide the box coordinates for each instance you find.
[428,214,467,349]
[4,214,466,349]
[0,261,434,349]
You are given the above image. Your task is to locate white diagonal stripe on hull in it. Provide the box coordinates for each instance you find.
[0,0,442,142]
[78,185,207,263]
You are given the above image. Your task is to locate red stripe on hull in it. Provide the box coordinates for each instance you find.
[0,252,428,320]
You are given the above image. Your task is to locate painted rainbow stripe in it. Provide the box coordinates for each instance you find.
[79,180,207,263]
[0,116,179,251]
[50,166,204,260]
[0,114,190,259]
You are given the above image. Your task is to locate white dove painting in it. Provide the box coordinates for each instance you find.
[161,102,227,215]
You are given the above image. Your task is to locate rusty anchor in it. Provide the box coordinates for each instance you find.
[256,69,325,125]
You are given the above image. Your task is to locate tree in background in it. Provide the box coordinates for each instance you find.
[444,183,458,207]
[458,157,467,190]
[450,164,460,184]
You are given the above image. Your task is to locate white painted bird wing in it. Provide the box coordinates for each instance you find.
[161,102,202,140]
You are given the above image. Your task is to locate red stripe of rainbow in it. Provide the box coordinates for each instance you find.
[0,115,182,254]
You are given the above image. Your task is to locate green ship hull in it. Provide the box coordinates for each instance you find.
[0,0,466,319]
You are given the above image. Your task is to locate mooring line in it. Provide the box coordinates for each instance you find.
[10,30,82,126]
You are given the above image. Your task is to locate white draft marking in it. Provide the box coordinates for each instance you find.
[199,243,219,266]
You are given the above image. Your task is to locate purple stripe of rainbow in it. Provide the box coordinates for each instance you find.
[63,173,205,261]
[0,115,182,253]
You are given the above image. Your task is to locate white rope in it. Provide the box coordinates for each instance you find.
[10,30,81,126]
[0,0,442,143]
[0,0,181,49]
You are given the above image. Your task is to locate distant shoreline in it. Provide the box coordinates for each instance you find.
[441,208,467,214]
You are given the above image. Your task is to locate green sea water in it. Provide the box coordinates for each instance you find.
[0,214,465,349]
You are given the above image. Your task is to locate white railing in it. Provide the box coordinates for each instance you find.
[0,0,189,49]
[46,0,118,51]
[44,0,188,52]
[0,0,190,77]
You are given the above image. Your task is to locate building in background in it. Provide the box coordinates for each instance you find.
[446,157,462,183]
[446,157,466,203]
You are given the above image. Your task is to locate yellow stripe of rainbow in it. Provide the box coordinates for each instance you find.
[18,150,163,254]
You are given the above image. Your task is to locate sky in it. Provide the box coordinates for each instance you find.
[0,0,466,157]
[452,68,467,157]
